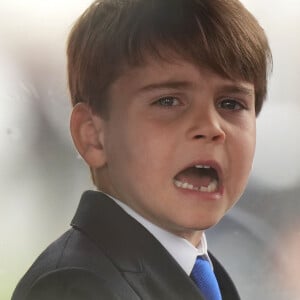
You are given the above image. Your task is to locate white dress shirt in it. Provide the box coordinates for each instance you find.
[102,191,213,275]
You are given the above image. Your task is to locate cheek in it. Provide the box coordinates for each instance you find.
[245,122,256,162]
[104,119,154,176]
[236,118,256,158]
[227,123,256,189]
[234,128,256,184]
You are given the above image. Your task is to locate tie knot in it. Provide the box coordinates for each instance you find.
[190,256,222,300]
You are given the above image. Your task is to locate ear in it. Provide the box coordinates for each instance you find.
[70,103,106,168]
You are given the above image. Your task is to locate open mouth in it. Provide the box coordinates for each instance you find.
[173,164,220,193]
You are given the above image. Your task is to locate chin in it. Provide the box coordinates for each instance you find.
[192,213,225,230]
[173,214,222,233]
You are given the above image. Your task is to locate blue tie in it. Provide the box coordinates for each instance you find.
[190,256,222,300]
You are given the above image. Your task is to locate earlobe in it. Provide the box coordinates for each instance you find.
[70,103,107,168]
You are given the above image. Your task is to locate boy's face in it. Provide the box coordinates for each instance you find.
[97,55,256,242]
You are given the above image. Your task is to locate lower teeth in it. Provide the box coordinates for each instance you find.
[174,179,218,192]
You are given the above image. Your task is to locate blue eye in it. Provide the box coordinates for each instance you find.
[218,99,245,111]
[155,97,180,107]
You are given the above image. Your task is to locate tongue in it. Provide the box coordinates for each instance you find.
[175,167,212,187]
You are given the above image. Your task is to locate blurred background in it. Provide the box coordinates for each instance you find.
[0,1,299,299]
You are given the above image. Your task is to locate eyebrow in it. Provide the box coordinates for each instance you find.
[136,79,254,96]
[219,84,255,96]
[137,80,193,93]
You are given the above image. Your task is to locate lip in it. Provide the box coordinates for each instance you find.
[173,159,224,195]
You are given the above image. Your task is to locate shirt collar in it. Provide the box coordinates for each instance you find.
[101,191,212,275]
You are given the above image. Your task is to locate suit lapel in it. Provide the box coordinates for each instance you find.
[210,253,240,300]
[71,191,204,299]
[71,191,237,300]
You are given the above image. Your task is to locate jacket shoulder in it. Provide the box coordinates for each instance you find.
[12,229,137,300]
[20,267,120,300]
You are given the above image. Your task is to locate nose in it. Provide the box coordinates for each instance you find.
[187,109,226,143]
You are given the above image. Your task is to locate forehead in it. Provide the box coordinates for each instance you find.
[109,54,255,97]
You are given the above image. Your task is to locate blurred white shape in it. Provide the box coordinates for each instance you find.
[242,0,300,190]
[0,1,93,146]
[253,101,300,189]
[0,49,38,175]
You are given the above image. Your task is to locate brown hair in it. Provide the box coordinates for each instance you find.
[67,0,272,117]
[67,0,272,186]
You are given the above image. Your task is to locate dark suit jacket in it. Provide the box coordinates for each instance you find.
[12,191,240,300]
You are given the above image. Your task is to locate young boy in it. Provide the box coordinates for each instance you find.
[12,0,271,299]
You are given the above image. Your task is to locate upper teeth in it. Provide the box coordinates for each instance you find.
[195,165,211,169]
